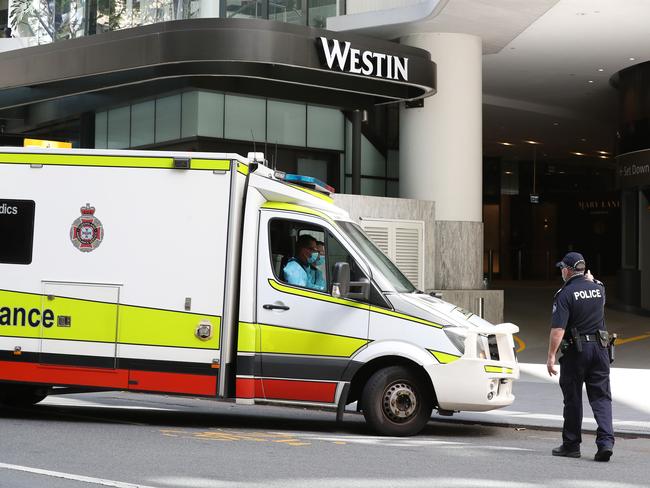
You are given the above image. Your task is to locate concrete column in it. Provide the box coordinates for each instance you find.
[400,33,483,289]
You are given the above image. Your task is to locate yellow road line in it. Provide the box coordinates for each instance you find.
[616,332,650,345]
[514,335,526,353]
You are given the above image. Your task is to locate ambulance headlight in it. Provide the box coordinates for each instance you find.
[443,328,466,355]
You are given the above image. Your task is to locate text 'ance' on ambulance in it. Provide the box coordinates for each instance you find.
[0,148,519,436]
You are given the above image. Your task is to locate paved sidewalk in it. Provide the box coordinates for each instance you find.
[436,363,650,437]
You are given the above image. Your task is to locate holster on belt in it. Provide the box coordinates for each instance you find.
[570,327,582,352]
[607,332,617,363]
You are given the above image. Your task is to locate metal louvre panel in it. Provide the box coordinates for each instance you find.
[394,226,422,287]
[363,226,390,255]
[360,219,424,290]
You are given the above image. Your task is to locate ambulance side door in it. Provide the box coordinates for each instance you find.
[256,210,370,405]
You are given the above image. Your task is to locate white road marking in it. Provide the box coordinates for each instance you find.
[151,477,645,488]
[0,462,159,488]
[273,431,533,451]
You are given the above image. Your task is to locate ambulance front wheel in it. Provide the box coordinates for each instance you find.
[0,384,48,407]
[361,365,433,436]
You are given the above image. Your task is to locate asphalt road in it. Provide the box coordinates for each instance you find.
[0,392,648,488]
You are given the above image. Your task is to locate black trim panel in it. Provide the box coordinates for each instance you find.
[0,18,436,113]
[0,351,218,376]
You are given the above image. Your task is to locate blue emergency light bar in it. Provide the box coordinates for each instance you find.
[274,172,336,195]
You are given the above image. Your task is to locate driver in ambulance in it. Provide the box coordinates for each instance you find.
[282,234,327,292]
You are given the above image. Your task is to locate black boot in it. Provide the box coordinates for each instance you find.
[552,444,581,458]
[594,447,613,462]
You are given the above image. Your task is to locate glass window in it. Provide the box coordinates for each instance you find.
[268,218,374,301]
[297,157,328,183]
[224,94,266,142]
[337,221,416,293]
[0,199,35,265]
[225,0,265,19]
[197,91,225,139]
[269,0,305,25]
[307,105,344,151]
[155,94,181,143]
[95,111,107,149]
[361,178,386,197]
[267,100,306,147]
[181,91,199,139]
[131,100,155,147]
[107,106,130,149]
[361,135,386,177]
[308,0,336,28]
[269,219,327,293]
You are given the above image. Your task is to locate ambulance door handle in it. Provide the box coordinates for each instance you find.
[263,303,290,311]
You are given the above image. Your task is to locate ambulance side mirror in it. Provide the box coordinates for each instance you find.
[332,262,351,298]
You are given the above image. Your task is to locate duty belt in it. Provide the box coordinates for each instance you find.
[577,334,598,342]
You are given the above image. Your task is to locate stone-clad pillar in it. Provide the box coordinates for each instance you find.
[400,32,483,289]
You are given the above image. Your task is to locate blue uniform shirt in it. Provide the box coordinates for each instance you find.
[551,274,606,334]
[283,258,326,292]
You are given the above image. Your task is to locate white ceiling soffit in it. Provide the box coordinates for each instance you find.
[327,0,450,34]
[327,0,560,55]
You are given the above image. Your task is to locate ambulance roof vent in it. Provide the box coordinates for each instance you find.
[274,171,335,196]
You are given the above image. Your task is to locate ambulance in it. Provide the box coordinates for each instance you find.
[0,147,519,436]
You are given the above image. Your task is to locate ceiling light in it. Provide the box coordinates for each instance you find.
[498,142,514,146]
[588,80,594,83]
[629,57,636,61]
[580,138,587,142]
[523,140,541,145]
[504,171,513,175]
[598,155,609,159]
[596,150,610,155]
[571,152,586,156]
[597,68,604,72]
[553,122,560,126]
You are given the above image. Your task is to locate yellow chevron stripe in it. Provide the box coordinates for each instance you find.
[287,183,334,204]
[429,350,462,364]
[238,322,367,357]
[237,162,250,176]
[269,279,369,311]
[261,202,334,224]
[118,306,220,349]
[0,152,230,171]
[238,322,260,353]
[0,290,220,349]
[484,365,513,374]
[268,279,442,329]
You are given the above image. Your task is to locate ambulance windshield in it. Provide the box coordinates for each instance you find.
[337,221,416,294]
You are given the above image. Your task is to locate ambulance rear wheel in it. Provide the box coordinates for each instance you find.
[0,384,48,407]
[361,365,433,436]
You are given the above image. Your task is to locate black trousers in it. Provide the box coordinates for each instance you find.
[559,341,615,449]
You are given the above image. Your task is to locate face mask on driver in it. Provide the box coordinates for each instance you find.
[315,255,325,266]
[308,251,319,264]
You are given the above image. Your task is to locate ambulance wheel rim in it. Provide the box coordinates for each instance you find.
[382,381,417,422]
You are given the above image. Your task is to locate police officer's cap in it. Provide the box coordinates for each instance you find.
[556,251,586,271]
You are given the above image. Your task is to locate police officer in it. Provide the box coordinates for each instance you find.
[547,252,614,461]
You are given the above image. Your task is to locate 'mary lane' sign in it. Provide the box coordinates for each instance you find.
[317,37,409,82]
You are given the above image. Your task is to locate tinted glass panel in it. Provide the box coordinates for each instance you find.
[0,199,35,265]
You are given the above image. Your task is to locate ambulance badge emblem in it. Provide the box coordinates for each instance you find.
[70,203,104,252]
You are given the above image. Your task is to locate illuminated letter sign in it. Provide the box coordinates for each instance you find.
[317,37,409,82]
